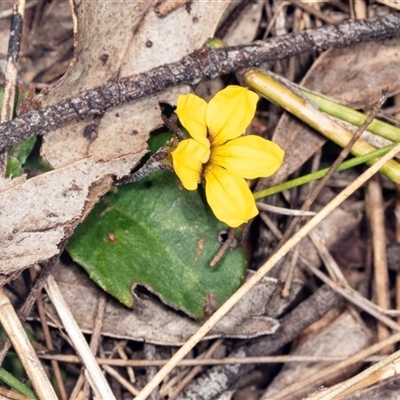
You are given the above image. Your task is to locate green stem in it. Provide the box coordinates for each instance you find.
[254,144,396,200]
[241,69,400,184]
[301,89,400,142]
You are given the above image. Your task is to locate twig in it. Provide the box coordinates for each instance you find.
[116,141,173,185]
[0,14,399,151]
[303,260,400,332]
[216,0,255,39]
[0,0,26,175]
[83,294,107,400]
[30,268,68,400]
[38,353,392,366]
[160,115,185,140]
[69,374,85,400]
[167,339,224,400]
[0,256,56,365]
[99,344,141,396]
[210,228,236,267]
[395,187,400,325]
[281,244,301,298]
[114,340,135,385]
[44,274,116,400]
[366,174,392,352]
[306,339,400,400]
[288,0,336,24]
[256,202,316,216]
[308,231,346,283]
[144,343,159,400]
[0,287,58,400]
[0,386,33,399]
[259,211,283,240]
[101,362,140,397]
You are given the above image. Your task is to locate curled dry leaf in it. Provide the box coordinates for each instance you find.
[0,0,231,276]
[0,155,143,275]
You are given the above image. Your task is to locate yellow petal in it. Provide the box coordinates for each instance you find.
[210,136,284,179]
[175,93,210,149]
[204,164,258,227]
[172,139,210,190]
[206,86,259,147]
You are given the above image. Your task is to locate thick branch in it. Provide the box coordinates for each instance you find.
[1,13,400,151]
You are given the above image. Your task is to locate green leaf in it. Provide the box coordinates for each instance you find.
[67,170,247,319]
[6,137,37,178]
[5,157,23,178]
[148,131,173,154]
[0,368,37,399]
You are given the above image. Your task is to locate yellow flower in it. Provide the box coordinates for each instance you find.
[172,86,284,227]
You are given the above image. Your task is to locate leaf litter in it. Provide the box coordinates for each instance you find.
[1,1,400,399]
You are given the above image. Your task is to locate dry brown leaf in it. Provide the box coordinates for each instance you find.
[0,155,142,275]
[40,261,303,346]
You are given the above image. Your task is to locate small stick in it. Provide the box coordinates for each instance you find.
[306,343,400,400]
[37,353,394,367]
[256,202,316,216]
[45,275,116,400]
[167,339,224,400]
[0,256,56,365]
[144,343,159,400]
[210,228,236,267]
[83,294,107,400]
[0,287,58,400]
[161,115,186,140]
[0,0,26,176]
[366,174,392,353]
[30,268,68,400]
[0,14,399,151]
[263,332,400,400]
[303,261,400,332]
[117,144,173,185]
[395,186,400,325]
[101,362,140,396]
[114,340,135,384]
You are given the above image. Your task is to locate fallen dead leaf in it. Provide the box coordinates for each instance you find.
[0,155,142,275]
[37,261,303,346]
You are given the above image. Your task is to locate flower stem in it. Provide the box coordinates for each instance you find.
[253,144,395,200]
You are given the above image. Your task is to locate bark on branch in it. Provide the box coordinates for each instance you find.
[1,13,400,151]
